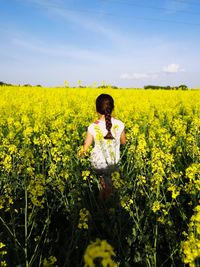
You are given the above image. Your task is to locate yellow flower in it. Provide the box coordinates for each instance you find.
[136,133,148,156]
[23,126,33,138]
[152,200,161,213]
[111,172,123,189]
[132,124,139,135]
[0,243,6,249]
[78,208,90,230]
[181,205,200,266]
[113,124,119,130]
[84,239,118,267]
[27,174,45,207]
[0,242,7,267]
[8,144,17,154]
[2,155,12,172]
[185,163,200,192]
[181,234,200,267]
[94,125,104,141]
[120,195,133,212]
[77,146,85,157]
[0,185,13,211]
[82,170,91,181]
[167,185,180,199]
[42,256,58,267]
[137,175,146,185]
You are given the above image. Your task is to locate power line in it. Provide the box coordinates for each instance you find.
[15,0,200,27]
[61,8,200,27]
[101,12,200,26]
[102,0,200,7]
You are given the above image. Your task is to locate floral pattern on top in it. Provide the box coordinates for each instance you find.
[88,118,124,169]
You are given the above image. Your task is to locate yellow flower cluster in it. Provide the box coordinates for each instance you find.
[111,171,123,189]
[136,175,147,196]
[84,239,118,267]
[120,195,133,212]
[0,184,13,211]
[152,200,170,224]
[167,184,180,199]
[82,170,93,182]
[78,208,90,230]
[0,242,7,267]
[185,163,200,193]
[94,125,104,142]
[150,146,174,191]
[1,154,12,172]
[152,200,163,213]
[136,133,148,157]
[42,255,58,267]
[27,174,45,207]
[181,205,200,267]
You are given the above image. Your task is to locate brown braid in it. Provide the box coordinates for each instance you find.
[96,94,115,140]
[104,108,114,140]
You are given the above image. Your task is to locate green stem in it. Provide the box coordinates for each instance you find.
[25,186,29,267]
[0,216,22,249]
[29,218,49,267]
[146,255,152,267]
[152,178,160,267]
[153,222,158,267]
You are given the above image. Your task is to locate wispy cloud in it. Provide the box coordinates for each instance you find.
[11,37,111,63]
[19,0,130,47]
[120,63,185,80]
[120,73,158,80]
[22,0,65,9]
[163,63,185,73]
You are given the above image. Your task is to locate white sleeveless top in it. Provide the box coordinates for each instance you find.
[88,117,124,169]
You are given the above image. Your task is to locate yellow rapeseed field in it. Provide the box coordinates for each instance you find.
[0,86,200,267]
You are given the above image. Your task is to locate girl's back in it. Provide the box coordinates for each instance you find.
[88,117,124,169]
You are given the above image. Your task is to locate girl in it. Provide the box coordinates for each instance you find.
[83,93,126,200]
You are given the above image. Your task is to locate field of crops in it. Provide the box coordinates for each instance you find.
[0,86,200,267]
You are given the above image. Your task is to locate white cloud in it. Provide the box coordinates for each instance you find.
[163,63,185,73]
[120,63,185,81]
[120,72,158,80]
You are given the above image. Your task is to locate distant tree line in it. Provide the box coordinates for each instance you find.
[0,81,13,86]
[0,81,190,90]
[97,85,118,89]
[71,85,118,89]
[0,81,42,87]
[144,85,188,90]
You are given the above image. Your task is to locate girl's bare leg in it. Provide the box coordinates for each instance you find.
[99,176,113,201]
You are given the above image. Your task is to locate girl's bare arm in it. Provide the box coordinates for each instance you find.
[120,130,126,145]
[83,131,94,152]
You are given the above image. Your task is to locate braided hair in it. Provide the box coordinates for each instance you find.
[96,94,114,140]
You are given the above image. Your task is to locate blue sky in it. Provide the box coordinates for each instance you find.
[0,0,200,88]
